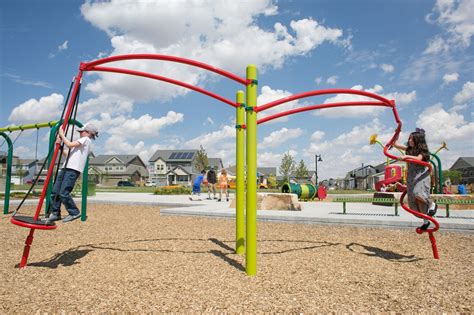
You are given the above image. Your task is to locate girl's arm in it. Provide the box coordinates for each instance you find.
[392,139,407,151]
[399,153,423,161]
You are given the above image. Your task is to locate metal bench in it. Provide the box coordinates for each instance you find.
[332,197,399,216]
[434,198,474,217]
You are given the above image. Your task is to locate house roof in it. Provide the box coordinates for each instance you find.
[149,149,197,162]
[208,158,223,169]
[90,154,145,166]
[450,157,474,170]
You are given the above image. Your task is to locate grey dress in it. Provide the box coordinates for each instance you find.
[406,163,432,213]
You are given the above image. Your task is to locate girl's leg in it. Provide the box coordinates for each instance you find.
[219,186,222,201]
[415,197,428,214]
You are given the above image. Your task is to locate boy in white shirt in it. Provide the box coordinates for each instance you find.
[47,123,98,223]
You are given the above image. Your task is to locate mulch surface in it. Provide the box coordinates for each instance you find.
[1,204,472,313]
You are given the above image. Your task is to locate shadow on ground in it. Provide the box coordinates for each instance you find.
[346,242,422,262]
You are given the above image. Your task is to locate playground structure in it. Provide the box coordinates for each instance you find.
[0,120,90,217]
[7,54,440,274]
[281,182,327,201]
[370,134,447,193]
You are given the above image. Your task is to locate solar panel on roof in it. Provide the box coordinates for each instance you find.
[184,152,192,159]
[169,152,177,159]
[176,152,185,159]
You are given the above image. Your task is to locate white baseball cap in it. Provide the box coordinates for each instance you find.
[77,123,99,139]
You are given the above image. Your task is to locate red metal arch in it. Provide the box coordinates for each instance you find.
[255,88,393,112]
[80,54,249,108]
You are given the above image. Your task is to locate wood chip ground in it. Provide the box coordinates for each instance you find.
[1,204,472,313]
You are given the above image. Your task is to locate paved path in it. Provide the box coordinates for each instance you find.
[87,192,474,232]
[6,192,473,232]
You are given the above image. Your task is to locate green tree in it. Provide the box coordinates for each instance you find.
[279,152,295,182]
[442,170,462,184]
[193,145,209,172]
[295,159,309,179]
[267,173,277,188]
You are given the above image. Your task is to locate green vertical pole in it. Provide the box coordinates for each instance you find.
[46,126,57,213]
[1,132,13,214]
[431,153,443,194]
[245,65,257,276]
[81,157,89,221]
[236,90,245,255]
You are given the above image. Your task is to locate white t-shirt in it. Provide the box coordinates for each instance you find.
[64,136,91,173]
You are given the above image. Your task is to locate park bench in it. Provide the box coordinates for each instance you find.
[332,197,400,216]
[434,198,474,217]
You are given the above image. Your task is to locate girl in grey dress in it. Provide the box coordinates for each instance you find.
[393,129,437,230]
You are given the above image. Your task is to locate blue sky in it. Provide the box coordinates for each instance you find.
[1,0,473,179]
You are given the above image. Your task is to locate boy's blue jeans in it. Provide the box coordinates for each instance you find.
[50,168,81,216]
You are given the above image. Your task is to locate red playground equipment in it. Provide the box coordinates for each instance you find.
[9,53,441,272]
[375,165,404,192]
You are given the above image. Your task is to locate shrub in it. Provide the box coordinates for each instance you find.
[154,185,191,195]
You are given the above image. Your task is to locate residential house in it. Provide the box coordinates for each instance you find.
[89,155,148,186]
[449,157,474,184]
[148,150,224,186]
[11,159,37,184]
[344,164,377,190]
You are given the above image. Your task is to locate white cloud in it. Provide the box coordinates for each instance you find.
[3,73,52,89]
[314,77,322,85]
[257,85,302,123]
[260,127,303,148]
[453,81,474,104]
[380,63,394,73]
[425,0,474,51]
[417,103,474,142]
[326,75,338,85]
[80,0,346,103]
[107,111,184,139]
[443,72,459,84]
[310,130,325,141]
[78,94,134,121]
[8,93,64,124]
[58,40,68,51]
[48,40,69,58]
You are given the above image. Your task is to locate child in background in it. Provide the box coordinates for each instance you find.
[393,128,437,230]
[190,170,206,201]
[206,167,217,200]
[218,169,229,202]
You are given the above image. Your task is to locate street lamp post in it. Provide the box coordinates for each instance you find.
[315,154,322,185]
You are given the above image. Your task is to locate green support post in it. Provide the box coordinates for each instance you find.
[245,65,257,276]
[0,132,13,214]
[81,157,89,221]
[235,90,245,255]
[430,153,443,194]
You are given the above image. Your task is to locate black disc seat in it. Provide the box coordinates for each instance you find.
[11,216,57,230]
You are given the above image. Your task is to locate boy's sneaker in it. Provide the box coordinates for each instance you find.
[226,198,229,202]
[217,199,221,202]
[427,202,438,217]
[419,221,430,230]
[62,213,81,223]
[47,213,61,222]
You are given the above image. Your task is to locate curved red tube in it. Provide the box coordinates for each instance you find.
[257,101,389,125]
[256,88,393,113]
[88,65,238,108]
[80,53,248,85]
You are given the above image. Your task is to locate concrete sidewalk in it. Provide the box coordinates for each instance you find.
[6,192,473,232]
[87,192,474,233]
